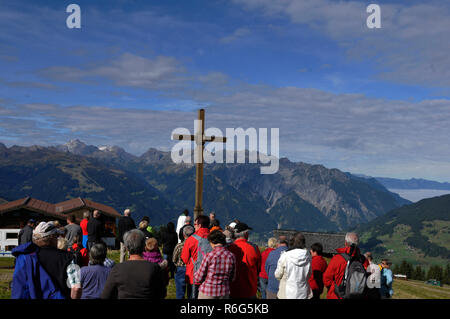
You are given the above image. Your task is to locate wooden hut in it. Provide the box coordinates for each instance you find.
[0,197,120,245]
[273,229,346,258]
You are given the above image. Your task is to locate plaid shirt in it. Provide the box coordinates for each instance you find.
[194,245,236,297]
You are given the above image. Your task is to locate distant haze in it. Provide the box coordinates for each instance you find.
[388,189,450,203]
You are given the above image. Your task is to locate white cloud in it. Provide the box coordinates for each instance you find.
[37,53,243,103]
[39,53,187,90]
[93,54,187,89]
[232,0,450,88]
[2,82,450,179]
[220,27,251,44]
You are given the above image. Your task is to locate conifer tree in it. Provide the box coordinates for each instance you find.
[443,264,450,284]
[413,265,424,280]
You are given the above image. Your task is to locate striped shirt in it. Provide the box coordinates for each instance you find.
[194,245,236,297]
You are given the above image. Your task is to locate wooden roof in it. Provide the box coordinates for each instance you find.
[273,229,346,254]
[0,197,30,212]
[0,196,120,219]
[54,198,85,214]
[26,197,66,219]
[82,199,120,218]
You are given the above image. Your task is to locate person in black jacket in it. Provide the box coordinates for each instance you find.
[18,219,36,245]
[118,209,136,263]
[87,210,104,251]
[101,229,165,299]
[160,222,178,279]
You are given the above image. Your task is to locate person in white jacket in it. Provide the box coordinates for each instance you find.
[275,232,313,299]
[176,209,189,243]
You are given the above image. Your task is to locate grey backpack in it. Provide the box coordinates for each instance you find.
[335,251,367,299]
[191,234,213,284]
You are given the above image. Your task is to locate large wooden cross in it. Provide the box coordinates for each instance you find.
[172,109,226,220]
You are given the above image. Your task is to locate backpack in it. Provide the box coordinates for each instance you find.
[335,247,367,299]
[191,234,213,284]
[366,263,381,289]
[68,245,83,266]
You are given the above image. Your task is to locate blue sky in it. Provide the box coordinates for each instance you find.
[1,0,450,181]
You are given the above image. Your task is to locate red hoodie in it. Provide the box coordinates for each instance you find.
[181,227,210,285]
[323,246,368,299]
[308,255,328,293]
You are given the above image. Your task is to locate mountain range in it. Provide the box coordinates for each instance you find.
[350,174,450,190]
[351,174,450,203]
[0,140,410,234]
[374,177,450,190]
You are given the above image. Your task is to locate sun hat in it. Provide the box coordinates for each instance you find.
[33,221,64,238]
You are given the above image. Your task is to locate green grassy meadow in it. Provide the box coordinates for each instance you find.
[392,279,450,299]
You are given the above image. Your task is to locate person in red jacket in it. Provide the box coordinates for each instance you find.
[228,222,261,299]
[308,242,328,299]
[181,214,210,299]
[258,237,277,299]
[80,211,89,250]
[323,232,368,299]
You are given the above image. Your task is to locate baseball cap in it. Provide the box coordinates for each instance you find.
[33,221,64,238]
[234,222,252,233]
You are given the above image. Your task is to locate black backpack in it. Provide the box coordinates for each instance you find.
[335,246,367,299]
[68,245,83,266]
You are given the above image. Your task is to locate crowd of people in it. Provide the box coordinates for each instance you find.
[11,209,394,300]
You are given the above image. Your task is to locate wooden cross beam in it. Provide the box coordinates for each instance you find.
[172,109,226,220]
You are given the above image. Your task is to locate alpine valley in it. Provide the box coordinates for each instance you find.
[357,194,450,267]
